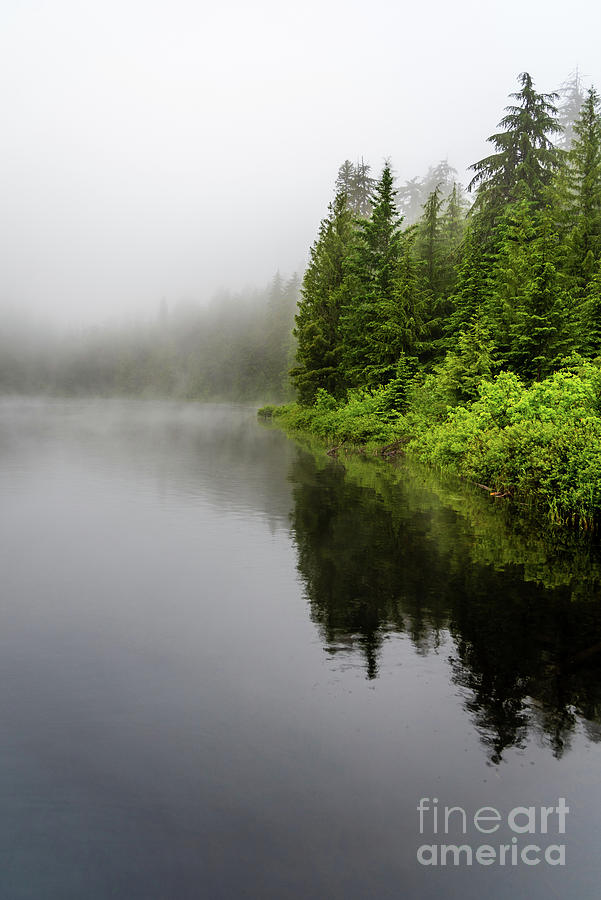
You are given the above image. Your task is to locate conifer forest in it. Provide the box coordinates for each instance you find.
[268,72,601,528]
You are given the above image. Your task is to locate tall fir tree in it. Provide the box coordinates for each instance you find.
[335,160,355,199]
[291,191,356,402]
[557,69,586,150]
[446,218,494,342]
[562,86,601,294]
[437,314,496,402]
[415,187,447,362]
[449,73,565,363]
[396,177,424,226]
[350,158,375,218]
[490,199,575,379]
[417,187,444,293]
[438,182,468,298]
[581,260,601,356]
[422,160,459,202]
[341,164,421,386]
[469,73,562,227]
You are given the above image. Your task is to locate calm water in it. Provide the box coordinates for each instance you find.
[1,398,601,899]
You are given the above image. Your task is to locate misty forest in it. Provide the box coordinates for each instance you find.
[4,60,601,899]
[268,72,601,528]
[5,72,601,525]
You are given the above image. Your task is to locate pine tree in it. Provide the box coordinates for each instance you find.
[422,159,458,201]
[415,187,447,362]
[438,183,468,298]
[557,69,586,150]
[563,87,601,293]
[391,228,426,360]
[446,219,494,342]
[469,73,562,225]
[581,261,601,355]
[291,191,355,402]
[396,177,424,226]
[437,315,496,402]
[490,199,575,379]
[341,164,421,386]
[350,158,375,218]
[417,187,444,293]
[335,160,355,198]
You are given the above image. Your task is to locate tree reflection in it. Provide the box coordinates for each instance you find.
[289,446,601,762]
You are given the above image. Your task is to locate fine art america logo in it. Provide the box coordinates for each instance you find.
[416,797,569,867]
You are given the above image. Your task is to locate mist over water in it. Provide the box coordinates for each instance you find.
[1,399,600,898]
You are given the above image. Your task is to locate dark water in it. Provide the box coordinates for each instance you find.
[1,398,601,899]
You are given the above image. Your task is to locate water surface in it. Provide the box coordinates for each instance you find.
[1,398,600,899]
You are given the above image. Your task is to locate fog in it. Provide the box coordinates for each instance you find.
[1,0,600,327]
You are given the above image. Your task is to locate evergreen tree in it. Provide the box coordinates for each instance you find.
[262,272,301,396]
[437,315,496,402]
[417,187,444,293]
[335,160,355,199]
[438,183,468,298]
[350,158,375,218]
[341,164,421,386]
[469,73,562,224]
[422,159,458,201]
[415,187,447,361]
[490,199,575,379]
[582,261,601,355]
[557,69,586,150]
[446,219,494,341]
[396,162,461,227]
[563,87,601,293]
[291,191,356,402]
[392,228,426,360]
[396,176,424,226]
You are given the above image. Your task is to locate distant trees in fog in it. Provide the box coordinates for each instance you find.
[1,70,594,404]
[0,274,299,401]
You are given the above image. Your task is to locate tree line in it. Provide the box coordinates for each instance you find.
[0,274,299,400]
[291,71,601,406]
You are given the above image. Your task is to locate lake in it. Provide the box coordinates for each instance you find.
[1,398,600,899]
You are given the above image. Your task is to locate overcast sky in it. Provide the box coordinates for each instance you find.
[1,0,600,326]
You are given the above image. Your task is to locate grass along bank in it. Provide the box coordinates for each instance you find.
[259,357,601,529]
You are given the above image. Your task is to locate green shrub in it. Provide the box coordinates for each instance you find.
[264,358,601,527]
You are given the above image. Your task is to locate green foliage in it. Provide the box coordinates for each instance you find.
[273,386,407,445]
[561,87,601,295]
[257,404,278,417]
[489,199,576,379]
[583,262,601,353]
[341,163,422,387]
[271,358,601,527]
[445,218,494,340]
[416,186,444,293]
[409,364,601,526]
[435,316,496,402]
[438,183,468,297]
[291,190,356,403]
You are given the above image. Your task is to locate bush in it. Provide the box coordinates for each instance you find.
[263,358,601,527]
[409,363,601,524]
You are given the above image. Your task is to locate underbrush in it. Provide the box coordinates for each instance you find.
[267,387,408,446]
[262,358,601,528]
